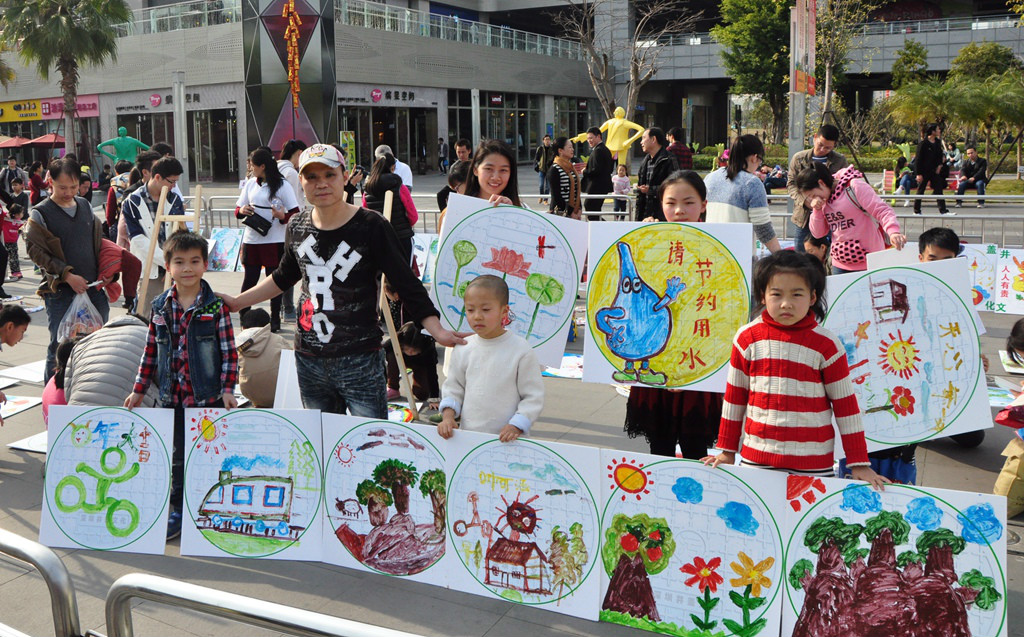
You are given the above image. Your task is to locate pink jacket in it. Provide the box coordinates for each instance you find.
[809,166,900,271]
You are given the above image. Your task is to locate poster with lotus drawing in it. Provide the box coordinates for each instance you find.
[431,194,587,368]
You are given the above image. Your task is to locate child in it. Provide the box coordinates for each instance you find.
[125,230,238,539]
[802,233,832,276]
[2,203,25,280]
[438,275,544,442]
[0,304,30,426]
[385,321,440,407]
[626,171,722,459]
[235,308,285,408]
[612,165,630,215]
[703,251,888,489]
[436,160,471,231]
[463,139,522,207]
[8,178,29,213]
[42,338,75,427]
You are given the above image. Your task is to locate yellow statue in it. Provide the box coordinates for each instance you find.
[571,107,645,167]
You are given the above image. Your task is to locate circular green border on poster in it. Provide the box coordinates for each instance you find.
[44,407,171,551]
[446,438,600,605]
[184,409,322,558]
[823,266,981,444]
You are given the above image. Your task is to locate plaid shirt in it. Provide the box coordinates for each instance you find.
[133,284,238,406]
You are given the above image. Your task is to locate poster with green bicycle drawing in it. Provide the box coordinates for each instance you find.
[40,406,173,554]
[180,408,323,560]
[431,193,587,368]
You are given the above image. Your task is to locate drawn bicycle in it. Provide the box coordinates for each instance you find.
[54,446,141,538]
[452,492,493,541]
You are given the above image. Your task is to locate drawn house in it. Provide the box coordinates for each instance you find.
[870,278,910,324]
[197,471,299,538]
[484,537,551,594]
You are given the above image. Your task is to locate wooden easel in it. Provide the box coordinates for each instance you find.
[137,185,204,307]
[379,190,420,421]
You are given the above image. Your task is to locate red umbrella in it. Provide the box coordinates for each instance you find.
[0,137,29,148]
[24,133,65,148]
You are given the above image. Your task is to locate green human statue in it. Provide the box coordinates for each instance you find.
[97,127,150,163]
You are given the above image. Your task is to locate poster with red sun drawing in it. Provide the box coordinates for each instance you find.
[180,408,323,561]
[442,429,602,620]
[598,450,786,637]
[823,259,990,453]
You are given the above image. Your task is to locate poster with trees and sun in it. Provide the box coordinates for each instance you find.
[321,415,448,586]
[783,476,1007,637]
[40,406,173,554]
[430,193,587,368]
[584,222,752,391]
[823,259,990,452]
[443,429,601,620]
[180,408,323,561]
[599,451,786,637]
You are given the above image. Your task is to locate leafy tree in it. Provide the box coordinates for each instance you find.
[600,513,675,620]
[803,516,864,564]
[949,42,1023,81]
[959,569,1003,610]
[891,40,928,90]
[896,550,924,568]
[372,459,419,515]
[864,510,910,545]
[888,77,957,133]
[548,522,589,603]
[815,0,882,123]
[355,479,392,526]
[418,468,447,534]
[915,527,966,557]
[0,0,132,155]
[712,0,791,143]
[788,558,814,590]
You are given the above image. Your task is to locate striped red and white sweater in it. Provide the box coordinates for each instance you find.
[717,311,870,472]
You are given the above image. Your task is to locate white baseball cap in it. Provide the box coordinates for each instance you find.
[299,144,345,172]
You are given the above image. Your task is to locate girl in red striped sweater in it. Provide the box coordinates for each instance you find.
[703,251,889,490]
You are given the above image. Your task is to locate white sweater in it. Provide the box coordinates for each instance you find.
[439,332,544,435]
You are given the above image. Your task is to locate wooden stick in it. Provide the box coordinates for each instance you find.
[136,185,170,310]
[137,185,205,308]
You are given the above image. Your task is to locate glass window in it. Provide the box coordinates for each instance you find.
[232,485,253,505]
[263,486,285,507]
[208,486,224,504]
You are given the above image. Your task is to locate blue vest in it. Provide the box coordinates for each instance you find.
[150,280,224,406]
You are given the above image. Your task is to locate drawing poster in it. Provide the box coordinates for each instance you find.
[866,242,999,309]
[782,476,1006,637]
[321,415,448,586]
[598,451,785,637]
[994,247,1024,314]
[40,406,173,554]
[412,233,439,284]
[431,193,587,368]
[207,227,243,272]
[823,259,989,452]
[443,429,602,620]
[180,408,323,560]
[584,222,752,391]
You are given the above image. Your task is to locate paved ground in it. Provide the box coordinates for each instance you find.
[0,172,1021,636]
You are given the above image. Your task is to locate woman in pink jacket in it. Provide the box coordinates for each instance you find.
[795,163,907,273]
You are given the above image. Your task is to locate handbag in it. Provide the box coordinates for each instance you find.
[241,208,273,236]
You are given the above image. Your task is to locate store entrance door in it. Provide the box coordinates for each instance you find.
[187,108,237,182]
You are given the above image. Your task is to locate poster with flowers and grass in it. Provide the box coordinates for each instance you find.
[430,193,587,368]
[598,450,786,636]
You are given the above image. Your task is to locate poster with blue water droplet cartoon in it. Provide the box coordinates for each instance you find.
[40,406,173,554]
[782,475,1006,637]
[431,194,587,368]
[583,222,753,391]
[823,258,990,452]
[180,408,323,560]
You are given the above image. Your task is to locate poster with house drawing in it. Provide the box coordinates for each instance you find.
[431,193,587,368]
[598,451,786,637]
[823,259,989,452]
[180,408,323,560]
[443,430,601,620]
[584,222,752,391]
[867,242,999,310]
[782,476,1006,637]
[321,415,448,586]
[993,247,1024,315]
[40,406,172,554]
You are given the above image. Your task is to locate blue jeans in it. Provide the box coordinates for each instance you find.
[898,173,915,195]
[43,286,109,383]
[538,170,549,196]
[294,349,387,418]
[793,223,811,252]
[956,179,986,205]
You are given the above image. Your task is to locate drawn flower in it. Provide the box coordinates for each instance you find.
[681,556,724,593]
[482,247,531,280]
[891,386,916,417]
[729,552,774,597]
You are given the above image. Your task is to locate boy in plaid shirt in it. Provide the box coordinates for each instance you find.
[125,230,238,539]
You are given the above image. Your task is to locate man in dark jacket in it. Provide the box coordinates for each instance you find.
[913,124,949,215]
[955,146,988,208]
[581,127,614,214]
[635,127,678,221]
[786,124,848,251]
[534,135,555,204]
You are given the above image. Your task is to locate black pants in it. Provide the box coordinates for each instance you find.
[240,263,282,329]
[583,193,606,213]
[913,174,947,214]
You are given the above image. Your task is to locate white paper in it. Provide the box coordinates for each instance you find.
[866,242,919,269]
[583,221,753,391]
[180,408,323,560]
[430,193,587,368]
[273,349,302,409]
[412,233,439,283]
[7,430,47,453]
[40,406,173,554]
[0,359,46,384]
[1,395,41,420]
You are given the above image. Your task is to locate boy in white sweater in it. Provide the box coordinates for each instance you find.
[438,275,544,442]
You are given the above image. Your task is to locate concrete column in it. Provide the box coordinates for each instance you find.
[471,88,481,144]
[542,95,555,138]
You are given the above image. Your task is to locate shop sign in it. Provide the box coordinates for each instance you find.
[371,88,383,103]
[489,93,503,106]
[150,94,162,107]
[40,95,99,121]
[577,99,587,110]
[0,100,41,123]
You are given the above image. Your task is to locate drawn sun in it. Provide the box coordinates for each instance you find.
[607,457,653,501]
[334,442,355,465]
[189,409,228,454]
[878,329,921,380]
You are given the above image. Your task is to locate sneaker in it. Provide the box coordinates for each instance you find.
[284,309,296,321]
[386,387,401,400]
[123,296,137,313]
[902,200,910,207]
[943,210,956,216]
[954,202,962,208]
[9,273,21,281]
[166,511,182,540]
[0,290,12,300]
[977,203,986,208]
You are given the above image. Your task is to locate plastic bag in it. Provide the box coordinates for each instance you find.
[56,292,103,342]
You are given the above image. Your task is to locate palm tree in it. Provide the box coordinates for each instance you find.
[0,44,14,88]
[0,0,132,155]
[888,77,957,135]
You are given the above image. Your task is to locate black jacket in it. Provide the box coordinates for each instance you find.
[635,148,679,221]
[914,138,945,178]
[961,157,988,182]
[534,144,555,173]
[581,142,614,195]
[364,173,413,240]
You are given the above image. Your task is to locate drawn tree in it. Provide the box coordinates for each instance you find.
[287,440,319,491]
[356,480,392,527]
[451,240,477,295]
[418,468,447,534]
[455,281,470,330]
[373,459,419,515]
[525,273,565,339]
[600,513,675,621]
[791,516,863,637]
[549,522,589,604]
[853,511,915,634]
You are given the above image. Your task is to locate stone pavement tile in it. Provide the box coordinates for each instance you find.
[127,599,287,637]
[482,614,645,637]
[0,567,112,637]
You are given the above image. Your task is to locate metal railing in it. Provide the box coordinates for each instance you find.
[0,528,80,637]
[112,0,241,37]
